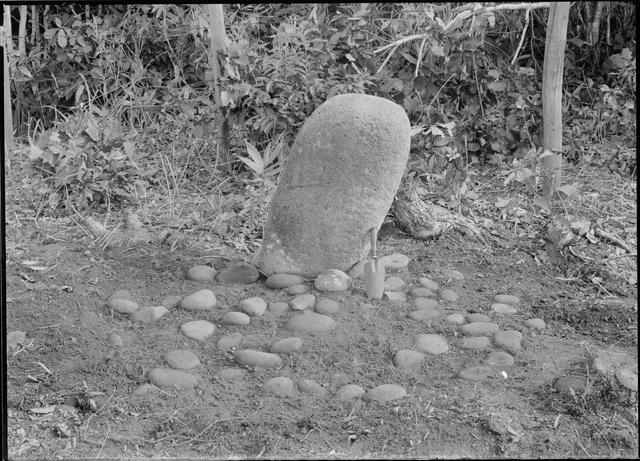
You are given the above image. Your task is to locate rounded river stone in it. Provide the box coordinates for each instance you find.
[418,277,440,291]
[414,334,449,354]
[335,384,365,401]
[215,262,259,284]
[164,350,200,370]
[380,253,410,270]
[263,377,295,397]
[491,303,517,315]
[315,298,342,315]
[367,384,407,402]
[271,337,303,354]
[222,311,251,326]
[235,349,283,369]
[181,320,215,340]
[180,289,216,311]
[297,378,327,397]
[460,322,499,336]
[265,273,306,289]
[314,269,351,292]
[186,265,216,281]
[393,349,426,369]
[286,312,336,334]
[485,351,515,367]
[254,94,410,277]
[148,368,198,388]
[494,294,520,306]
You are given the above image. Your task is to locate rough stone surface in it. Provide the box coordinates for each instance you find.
[148,368,198,388]
[297,379,327,397]
[286,312,336,334]
[130,305,168,323]
[460,336,491,350]
[524,318,546,330]
[493,330,523,354]
[411,287,434,298]
[414,298,439,310]
[458,366,493,381]
[615,368,638,392]
[290,293,316,311]
[265,273,306,289]
[591,349,636,375]
[491,303,517,315]
[216,262,259,284]
[107,332,123,347]
[314,269,351,292]
[108,290,134,303]
[446,313,466,325]
[439,289,459,302]
[393,349,426,369]
[268,302,290,315]
[367,384,407,402]
[315,298,342,315]
[466,313,491,323]
[553,376,588,394]
[408,309,439,321]
[418,277,440,291]
[384,291,407,303]
[180,289,216,311]
[335,384,366,401]
[263,377,295,397]
[186,265,216,281]
[383,276,405,291]
[271,337,303,354]
[181,320,215,341]
[107,298,139,314]
[164,350,200,370]
[414,334,449,354]
[443,269,465,281]
[221,311,251,326]
[380,253,410,270]
[235,349,283,369]
[460,322,500,336]
[254,94,411,277]
[494,294,520,306]
[485,351,515,367]
[217,332,243,351]
[161,295,183,309]
[239,297,267,317]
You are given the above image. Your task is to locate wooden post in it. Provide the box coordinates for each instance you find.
[541,2,570,201]
[18,5,27,57]
[205,4,230,170]
[2,6,14,150]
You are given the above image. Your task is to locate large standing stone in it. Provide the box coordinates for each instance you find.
[254,94,411,277]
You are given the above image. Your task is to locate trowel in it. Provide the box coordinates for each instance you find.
[364,227,385,300]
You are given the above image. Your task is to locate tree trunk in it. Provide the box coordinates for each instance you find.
[541,2,570,201]
[3,31,14,149]
[30,5,38,45]
[3,6,13,54]
[205,4,230,171]
[18,5,27,57]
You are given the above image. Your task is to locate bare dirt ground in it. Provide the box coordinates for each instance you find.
[4,143,638,459]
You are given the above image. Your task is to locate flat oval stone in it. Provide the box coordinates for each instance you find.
[460,336,491,350]
[268,301,290,315]
[216,262,259,284]
[286,312,336,334]
[415,298,439,309]
[446,313,466,325]
[181,320,215,341]
[286,284,311,295]
[485,351,515,367]
[393,349,426,369]
[161,295,183,309]
[443,269,465,281]
[491,303,517,315]
[384,291,407,303]
[414,334,449,354]
[133,383,152,395]
[553,375,588,394]
[440,289,459,302]
[314,269,351,292]
[315,298,342,315]
[591,349,636,375]
[216,368,247,381]
[408,309,439,321]
[263,376,295,397]
[418,277,440,291]
[494,294,520,306]
[164,350,200,370]
[367,384,407,402]
[107,298,139,314]
[148,368,198,388]
[615,367,638,392]
[239,297,267,316]
[265,273,306,289]
[335,384,365,401]
[180,289,216,311]
[217,332,243,350]
[383,276,405,291]
[108,289,134,303]
[466,313,491,323]
[524,318,546,330]
[107,332,123,347]
[458,366,493,381]
[411,287,434,297]
[271,337,303,354]
[130,305,168,323]
[460,322,499,336]
[236,349,283,369]
[186,265,217,281]
[297,378,327,397]
[380,253,409,270]
[222,311,251,326]
[7,331,27,350]
[290,293,316,311]
[493,330,523,354]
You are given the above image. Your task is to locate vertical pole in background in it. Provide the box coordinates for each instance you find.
[3,5,15,150]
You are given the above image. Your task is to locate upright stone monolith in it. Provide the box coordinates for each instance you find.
[254,93,410,277]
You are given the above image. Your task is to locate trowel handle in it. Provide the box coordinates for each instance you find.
[369,227,378,259]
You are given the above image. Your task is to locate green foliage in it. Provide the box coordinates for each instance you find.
[28,108,145,211]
